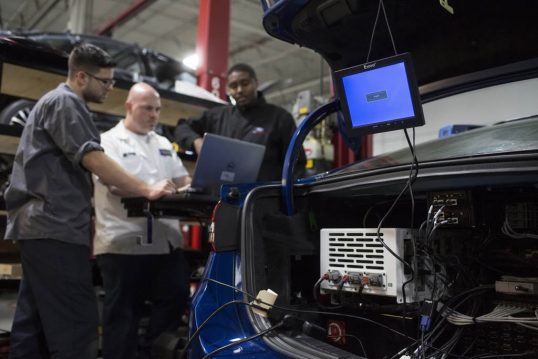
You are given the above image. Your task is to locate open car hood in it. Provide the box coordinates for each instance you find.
[262,0,538,89]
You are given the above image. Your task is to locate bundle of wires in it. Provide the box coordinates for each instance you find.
[444,303,538,328]
[413,204,452,303]
[419,205,449,244]
[390,286,493,359]
[501,217,538,239]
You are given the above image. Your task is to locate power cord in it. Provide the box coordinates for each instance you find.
[400,128,419,325]
[195,277,415,336]
[469,351,537,359]
[190,278,462,358]
[373,128,419,309]
[201,319,286,359]
[203,277,255,300]
[178,278,262,358]
[327,333,367,358]
[312,273,346,310]
[179,300,264,359]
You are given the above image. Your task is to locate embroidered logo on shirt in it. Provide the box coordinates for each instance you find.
[123,152,136,157]
[159,149,172,156]
[252,127,265,134]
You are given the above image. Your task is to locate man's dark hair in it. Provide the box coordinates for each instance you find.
[68,43,116,78]
[227,63,257,80]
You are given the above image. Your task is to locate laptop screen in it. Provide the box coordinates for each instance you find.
[189,133,266,195]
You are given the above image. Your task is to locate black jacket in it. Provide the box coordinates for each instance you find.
[174,93,305,181]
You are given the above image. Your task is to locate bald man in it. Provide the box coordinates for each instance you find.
[93,82,192,359]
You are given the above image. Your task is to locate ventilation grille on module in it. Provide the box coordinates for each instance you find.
[326,230,387,271]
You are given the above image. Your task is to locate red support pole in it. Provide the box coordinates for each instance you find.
[332,133,373,168]
[190,224,201,250]
[333,133,355,168]
[196,0,230,100]
[360,135,373,159]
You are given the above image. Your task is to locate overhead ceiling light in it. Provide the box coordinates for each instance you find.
[182,53,199,70]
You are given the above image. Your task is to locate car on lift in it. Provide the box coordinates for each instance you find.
[185,1,538,358]
[0,30,196,128]
[0,31,220,193]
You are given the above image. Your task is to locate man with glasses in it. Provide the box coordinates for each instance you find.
[4,43,176,359]
[84,71,116,88]
[174,63,305,181]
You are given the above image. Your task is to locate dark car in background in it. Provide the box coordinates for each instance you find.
[0,30,198,129]
[185,1,538,358]
[4,31,195,88]
[0,30,220,190]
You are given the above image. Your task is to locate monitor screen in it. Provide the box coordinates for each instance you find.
[333,53,425,135]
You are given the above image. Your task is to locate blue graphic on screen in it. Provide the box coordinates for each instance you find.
[342,62,415,128]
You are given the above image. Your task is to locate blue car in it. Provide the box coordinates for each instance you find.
[187,1,538,358]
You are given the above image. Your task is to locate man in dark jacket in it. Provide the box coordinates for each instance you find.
[174,63,305,181]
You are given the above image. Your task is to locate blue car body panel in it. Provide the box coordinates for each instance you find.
[190,251,286,358]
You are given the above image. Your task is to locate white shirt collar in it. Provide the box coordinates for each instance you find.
[116,120,156,142]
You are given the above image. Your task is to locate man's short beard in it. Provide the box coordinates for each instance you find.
[83,90,106,104]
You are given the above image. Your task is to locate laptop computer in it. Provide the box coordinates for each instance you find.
[180,133,266,198]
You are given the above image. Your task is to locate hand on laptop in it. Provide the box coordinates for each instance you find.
[193,138,204,154]
[146,179,176,200]
[176,183,192,193]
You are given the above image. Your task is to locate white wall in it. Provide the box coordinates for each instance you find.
[372,77,538,155]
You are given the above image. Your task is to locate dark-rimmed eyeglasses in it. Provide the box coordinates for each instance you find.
[84,72,115,87]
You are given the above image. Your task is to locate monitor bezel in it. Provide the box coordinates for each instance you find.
[333,53,425,136]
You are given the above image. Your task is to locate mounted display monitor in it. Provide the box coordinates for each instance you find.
[333,53,425,135]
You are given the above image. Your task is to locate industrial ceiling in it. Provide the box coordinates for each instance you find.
[0,0,331,113]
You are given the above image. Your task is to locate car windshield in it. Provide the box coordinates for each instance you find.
[340,116,538,173]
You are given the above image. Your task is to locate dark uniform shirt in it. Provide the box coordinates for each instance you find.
[4,83,103,245]
[174,93,305,181]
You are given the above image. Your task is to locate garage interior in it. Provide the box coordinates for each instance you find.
[1,1,538,359]
[0,0,331,112]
